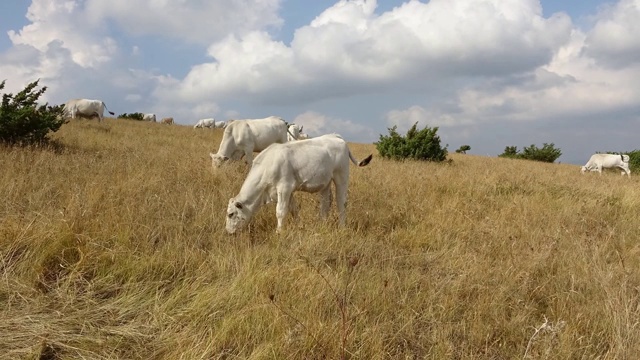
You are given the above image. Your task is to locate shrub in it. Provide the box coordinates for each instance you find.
[118,112,145,121]
[455,145,471,154]
[499,143,562,163]
[375,122,448,162]
[0,80,65,145]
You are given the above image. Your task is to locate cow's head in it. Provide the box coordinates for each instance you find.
[210,153,229,168]
[580,166,588,174]
[226,198,250,234]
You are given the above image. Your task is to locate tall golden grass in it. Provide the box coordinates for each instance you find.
[1,118,639,359]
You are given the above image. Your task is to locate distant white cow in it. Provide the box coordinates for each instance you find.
[209,116,288,168]
[194,118,215,128]
[143,113,156,122]
[161,117,174,125]
[63,99,115,122]
[287,124,303,141]
[225,134,373,233]
[581,153,631,177]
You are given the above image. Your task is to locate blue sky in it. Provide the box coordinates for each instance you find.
[1,0,639,164]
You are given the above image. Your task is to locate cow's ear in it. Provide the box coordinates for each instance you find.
[235,202,243,209]
[300,125,303,131]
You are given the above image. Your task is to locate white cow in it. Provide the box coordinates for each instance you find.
[63,99,115,122]
[194,118,216,128]
[581,153,631,176]
[225,134,373,233]
[161,117,174,125]
[287,124,303,141]
[143,113,156,122]
[209,116,288,168]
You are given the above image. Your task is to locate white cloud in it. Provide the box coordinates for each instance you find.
[8,0,118,68]
[157,0,573,107]
[584,0,640,67]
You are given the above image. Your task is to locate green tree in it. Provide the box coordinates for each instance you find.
[499,143,561,163]
[118,112,145,121]
[455,145,471,154]
[376,122,448,162]
[499,146,520,159]
[0,80,65,145]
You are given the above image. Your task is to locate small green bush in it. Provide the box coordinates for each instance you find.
[499,143,562,163]
[118,112,145,121]
[375,122,448,162]
[455,145,471,154]
[0,80,65,145]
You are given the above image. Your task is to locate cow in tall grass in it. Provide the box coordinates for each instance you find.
[143,113,156,122]
[224,134,373,233]
[209,116,288,168]
[581,153,631,177]
[63,99,115,123]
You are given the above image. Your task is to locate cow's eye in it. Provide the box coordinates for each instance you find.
[227,213,234,218]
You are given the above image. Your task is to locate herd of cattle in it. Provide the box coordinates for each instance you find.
[61,98,630,232]
[61,99,366,233]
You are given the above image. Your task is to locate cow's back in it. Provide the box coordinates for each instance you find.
[246,117,288,151]
[254,134,349,186]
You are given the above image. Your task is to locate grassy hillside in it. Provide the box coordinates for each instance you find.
[1,119,639,359]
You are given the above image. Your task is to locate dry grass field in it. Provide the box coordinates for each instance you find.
[1,119,640,359]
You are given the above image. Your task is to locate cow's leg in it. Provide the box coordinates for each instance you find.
[319,185,332,219]
[334,177,349,226]
[598,165,603,175]
[276,187,294,232]
[621,165,631,177]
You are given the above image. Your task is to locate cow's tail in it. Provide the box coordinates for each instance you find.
[102,102,115,116]
[348,149,373,167]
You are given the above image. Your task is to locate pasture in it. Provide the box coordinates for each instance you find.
[1,119,640,359]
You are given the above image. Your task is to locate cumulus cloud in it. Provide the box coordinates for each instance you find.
[157,0,573,106]
[583,0,640,67]
[8,0,118,68]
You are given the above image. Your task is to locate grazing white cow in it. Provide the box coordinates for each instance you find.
[63,99,115,122]
[143,113,156,122]
[161,117,174,125]
[209,116,288,168]
[225,134,373,233]
[287,124,303,141]
[194,118,216,128]
[581,153,631,176]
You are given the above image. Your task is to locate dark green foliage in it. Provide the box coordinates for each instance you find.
[455,145,471,154]
[375,122,448,162]
[499,143,562,163]
[0,80,65,145]
[118,112,145,121]
[625,150,640,173]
